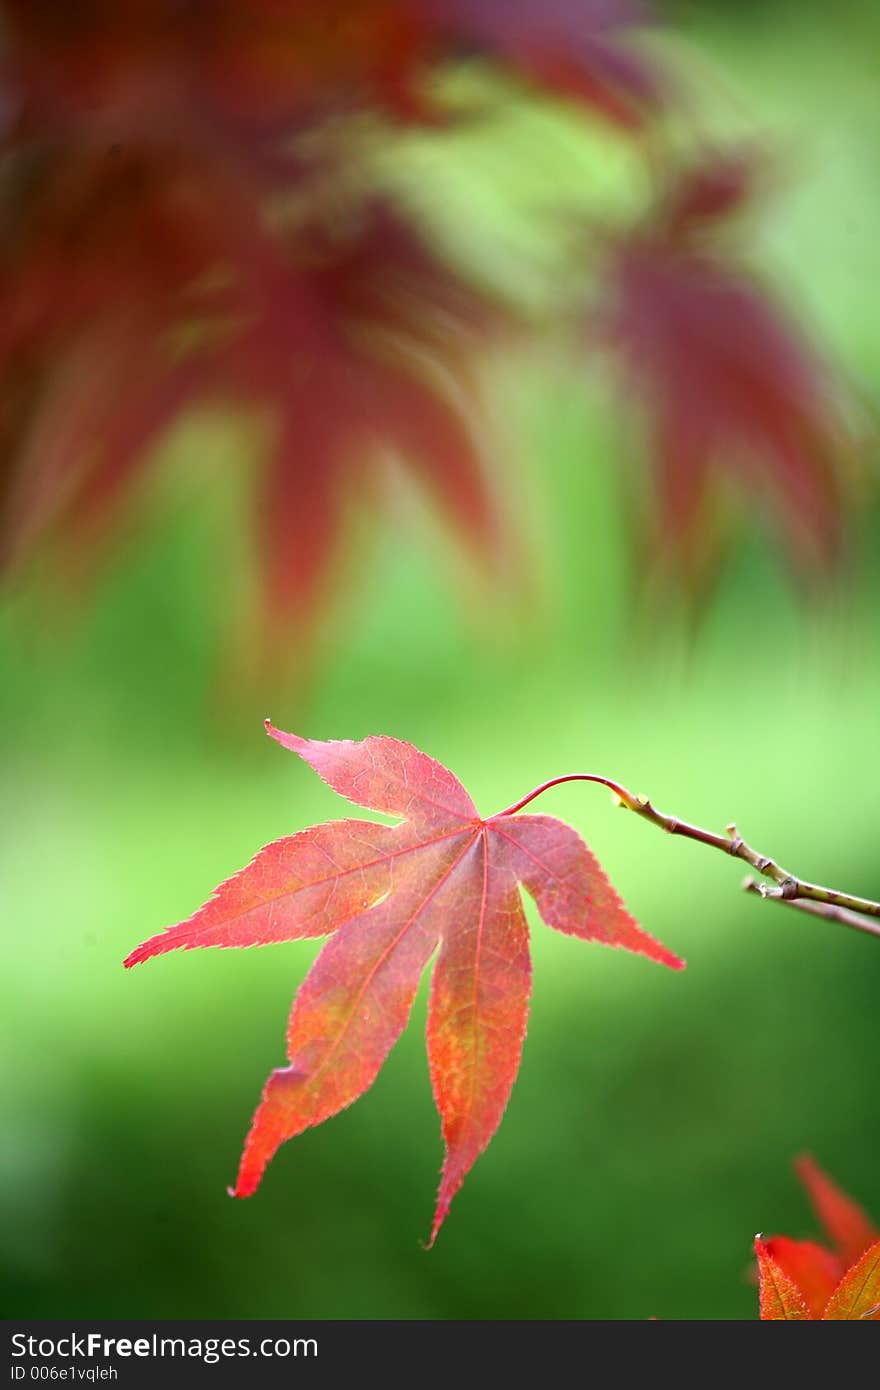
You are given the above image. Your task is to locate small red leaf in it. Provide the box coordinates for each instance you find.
[755,1237,811,1320]
[128,725,681,1240]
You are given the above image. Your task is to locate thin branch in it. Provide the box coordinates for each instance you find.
[494,774,880,941]
[741,878,880,941]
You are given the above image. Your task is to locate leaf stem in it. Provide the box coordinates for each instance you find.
[495,775,880,941]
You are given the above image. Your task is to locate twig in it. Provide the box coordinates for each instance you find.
[495,775,880,942]
[741,877,880,941]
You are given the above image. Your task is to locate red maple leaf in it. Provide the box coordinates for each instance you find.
[125,722,682,1243]
[0,2,521,643]
[1,186,504,638]
[756,1158,879,1320]
[595,159,848,593]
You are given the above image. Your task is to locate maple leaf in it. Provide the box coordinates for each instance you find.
[0,2,515,646]
[756,1159,879,1319]
[125,723,682,1243]
[1,182,504,640]
[595,164,849,595]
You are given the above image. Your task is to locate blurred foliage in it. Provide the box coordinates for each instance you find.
[2,1,880,1320]
[0,0,864,670]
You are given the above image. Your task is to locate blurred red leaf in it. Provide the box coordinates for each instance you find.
[0,1,524,645]
[0,173,505,637]
[756,1161,878,1319]
[597,170,848,592]
[795,1154,878,1267]
[126,722,682,1242]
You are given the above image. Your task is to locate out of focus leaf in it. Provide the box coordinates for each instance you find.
[596,202,847,593]
[0,174,505,639]
[795,1154,878,1267]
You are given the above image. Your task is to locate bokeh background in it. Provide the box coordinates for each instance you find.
[3,0,879,1320]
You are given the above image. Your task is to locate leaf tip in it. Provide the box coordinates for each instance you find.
[424,1214,444,1251]
[428,1180,459,1249]
[264,717,291,743]
[264,720,304,754]
[793,1152,877,1264]
[754,1233,812,1319]
[638,939,686,971]
[229,1171,259,1200]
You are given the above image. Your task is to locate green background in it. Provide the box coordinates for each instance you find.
[3,2,879,1319]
